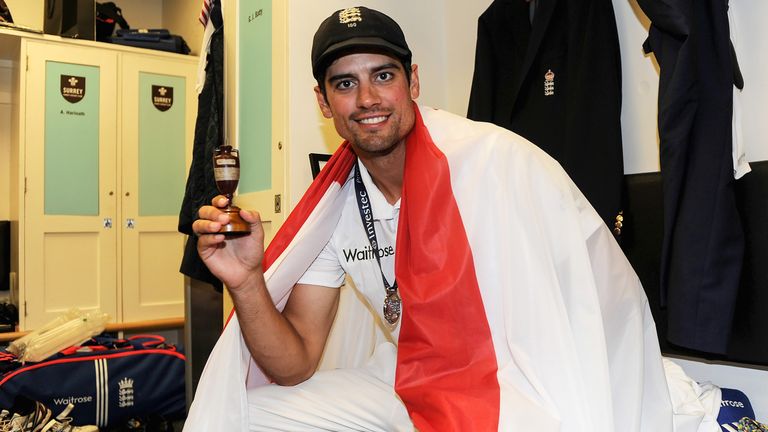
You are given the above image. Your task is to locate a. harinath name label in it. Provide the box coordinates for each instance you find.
[61,75,86,103]
[152,85,174,111]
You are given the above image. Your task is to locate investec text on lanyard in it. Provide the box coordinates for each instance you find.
[353,161,401,326]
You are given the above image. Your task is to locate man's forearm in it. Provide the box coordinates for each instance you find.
[228,272,317,385]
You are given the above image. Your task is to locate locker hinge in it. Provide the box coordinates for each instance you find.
[274,194,281,213]
[25,55,28,71]
[24,301,27,317]
[24,177,27,194]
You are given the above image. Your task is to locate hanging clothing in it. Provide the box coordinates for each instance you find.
[178,0,224,289]
[184,106,673,431]
[467,0,624,230]
[728,7,749,180]
[638,0,746,354]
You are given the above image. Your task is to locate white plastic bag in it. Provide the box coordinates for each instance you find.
[9,308,111,363]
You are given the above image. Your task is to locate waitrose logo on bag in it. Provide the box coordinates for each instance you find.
[53,395,93,405]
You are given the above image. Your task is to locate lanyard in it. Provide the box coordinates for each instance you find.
[353,161,401,325]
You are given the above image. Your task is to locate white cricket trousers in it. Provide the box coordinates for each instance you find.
[247,342,414,431]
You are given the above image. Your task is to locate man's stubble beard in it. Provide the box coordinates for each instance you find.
[350,117,404,157]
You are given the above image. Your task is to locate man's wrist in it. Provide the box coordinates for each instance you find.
[227,268,266,297]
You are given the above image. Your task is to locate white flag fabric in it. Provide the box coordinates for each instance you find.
[185,105,674,431]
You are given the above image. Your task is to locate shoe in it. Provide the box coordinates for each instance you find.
[39,404,98,432]
[0,398,52,432]
[0,398,97,432]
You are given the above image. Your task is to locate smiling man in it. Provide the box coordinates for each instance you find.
[315,50,416,205]
[186,6,674,432]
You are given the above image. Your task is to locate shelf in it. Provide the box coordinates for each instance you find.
[0,316,185,342]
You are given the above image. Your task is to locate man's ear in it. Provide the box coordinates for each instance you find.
[314,86,333,119]
[409,64,420,100]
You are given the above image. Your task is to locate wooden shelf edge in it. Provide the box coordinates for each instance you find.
[0,317,185,343]
[105,317,185,333]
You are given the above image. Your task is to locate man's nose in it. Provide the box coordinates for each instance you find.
[356,82,381,108]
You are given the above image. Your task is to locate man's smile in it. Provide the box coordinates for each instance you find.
[356,115,390,125]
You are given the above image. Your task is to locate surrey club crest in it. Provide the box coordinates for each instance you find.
[61,75,86,103]
[152,85,174,111]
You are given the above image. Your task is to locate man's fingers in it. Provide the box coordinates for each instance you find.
[195,231,226,259]
[240,209,262,224]
[198,205,231,225]
[198,195,230,218]
[192,218,222,236]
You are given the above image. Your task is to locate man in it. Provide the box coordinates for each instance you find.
[186,6,673,432]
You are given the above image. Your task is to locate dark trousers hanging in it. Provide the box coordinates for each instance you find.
[639,0,745,354]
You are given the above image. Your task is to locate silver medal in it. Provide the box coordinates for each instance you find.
[383,291,401,326]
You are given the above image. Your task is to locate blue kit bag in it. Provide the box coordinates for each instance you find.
[0,335,186,428]
[718,387,758,431]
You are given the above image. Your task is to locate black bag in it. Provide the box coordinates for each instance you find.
[0,0,13,23]
[96,1,129,42]
[110,29,191,55]
[44,0,96,40]
[0,221,9,292]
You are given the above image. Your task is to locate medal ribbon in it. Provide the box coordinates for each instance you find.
[353,160,400,324]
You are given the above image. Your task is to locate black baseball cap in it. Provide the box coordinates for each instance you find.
[311,6,412,81]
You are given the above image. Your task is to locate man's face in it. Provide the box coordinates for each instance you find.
[315,52,420,158]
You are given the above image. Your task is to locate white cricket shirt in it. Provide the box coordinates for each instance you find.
[298,159,401,338]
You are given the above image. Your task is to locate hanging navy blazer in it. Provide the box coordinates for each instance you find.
[637,0,744,353]
[467,0,624,229]
[178,1,224,290]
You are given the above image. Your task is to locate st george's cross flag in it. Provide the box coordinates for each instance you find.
[184,105,674,431]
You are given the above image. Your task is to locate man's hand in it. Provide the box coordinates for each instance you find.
[193,195,266,292]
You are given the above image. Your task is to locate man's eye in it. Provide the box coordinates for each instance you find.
[376,72,393,81]
[336,80,354,89]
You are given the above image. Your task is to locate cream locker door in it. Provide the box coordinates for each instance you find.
[23,41,118,330]
[120,54,196,322]
[222,1,287,317]
[225,0,286,244]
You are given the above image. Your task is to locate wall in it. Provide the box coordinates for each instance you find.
[162,0,204,56]
[613,0,661,174]
[0,59,11,221]
[441,2,493,118]
[2,0,42,30]
[119,0,204,56]
[114,0,164,30]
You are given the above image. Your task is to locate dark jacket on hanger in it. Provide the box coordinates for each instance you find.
[178,1,224,291]
[638,0,744,354]
[467,0,624,229]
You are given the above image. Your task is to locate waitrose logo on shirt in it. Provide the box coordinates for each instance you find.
[343,245,394,262]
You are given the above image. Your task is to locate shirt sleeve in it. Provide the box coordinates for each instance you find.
[296,236,345,288]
